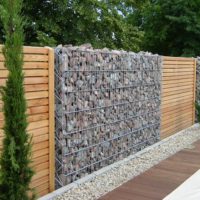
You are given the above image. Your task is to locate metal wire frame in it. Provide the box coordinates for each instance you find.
[61,83,160,94]
[63,132,159,177]
[63,97,160,115]
[63,69,161,72]
[57,108,159,139]
[54,47,161,187]
[59,122,160,158]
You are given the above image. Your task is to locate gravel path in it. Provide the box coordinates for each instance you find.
[52,124,200,200]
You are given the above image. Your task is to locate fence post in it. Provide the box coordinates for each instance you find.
[193,58,197,123]
[46,47,55,192]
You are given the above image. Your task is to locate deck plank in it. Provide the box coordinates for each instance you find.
[99,140,200,200]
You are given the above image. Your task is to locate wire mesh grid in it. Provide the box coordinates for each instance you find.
[55,47,161,188]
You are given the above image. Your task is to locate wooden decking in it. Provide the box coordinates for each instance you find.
[99,140,200,200]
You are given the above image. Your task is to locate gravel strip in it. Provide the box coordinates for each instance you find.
[53,124,200,200]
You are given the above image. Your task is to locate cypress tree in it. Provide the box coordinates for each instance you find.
[0,0,35,199]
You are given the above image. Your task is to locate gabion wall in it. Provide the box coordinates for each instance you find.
[55,45,162,188]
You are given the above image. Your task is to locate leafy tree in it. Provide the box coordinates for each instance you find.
[0,0,35,199]
[137,0,200,56]
[0,0,143,51]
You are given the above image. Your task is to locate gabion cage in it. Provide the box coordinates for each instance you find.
[55,46,161,188]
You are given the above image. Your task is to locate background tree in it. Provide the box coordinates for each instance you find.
[135,0,200,56]
[0,0,143,51]
[0,0,34,199]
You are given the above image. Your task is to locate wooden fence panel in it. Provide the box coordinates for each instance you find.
[0,45,55,197]
[161,56,196,139]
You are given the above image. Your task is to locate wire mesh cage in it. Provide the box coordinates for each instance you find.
[55,46,161,189]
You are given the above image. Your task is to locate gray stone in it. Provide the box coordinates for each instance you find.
[54,44,161,189]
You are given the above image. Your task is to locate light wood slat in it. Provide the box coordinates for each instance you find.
[162,88,192,97]
[27,98,49,107]
[0,77,49,85]
[26,91,49,100]
[25,84,48,92]
[0,45,49,54]
[0,62,48,69]
[36,182,49,192]
[161,118,193,134]
[163,79,193,85]
[0,54,48,62]
[28,113,49,122]
[24,77,49,85]
[162,95,193,105]
[32,148,49,159]
[163,71,194,77]
[27,105,49,115]
[29,127,49,137]
[32,134,49,144]
[162,104,192,114]
[38,189,49,197]
[27,120,48,131]
[32,155,49,167]
[0,69,48,78]
[162,86,193,94]
[162,112,193,125]
[162,75,193,81]
[162,98,192,109]
[161,120,193,137]
[0,77,49,87]
[32,141,49,152]
[162,123,192,138]
[163,56,195,61]
[32,169,49,181]
[30,175,49,188]
[162,116,193,130]
[162,92,193,101]
[162,81,193,88]
[163,64,194,68]
[163,68,194,73]
[34,162,49,172]
[36,183,49,194]
[163,61,194,65]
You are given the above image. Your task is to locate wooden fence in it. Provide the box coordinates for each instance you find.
[161,56,196,139]
[0,45,197,197]
[0,45,55,197]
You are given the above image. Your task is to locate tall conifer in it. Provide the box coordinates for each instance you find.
[0,0,34,199]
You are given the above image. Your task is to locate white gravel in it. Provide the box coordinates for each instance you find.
[44,124,200,200]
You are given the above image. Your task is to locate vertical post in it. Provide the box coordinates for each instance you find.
[193,58,197,124]
[47,47,55,192]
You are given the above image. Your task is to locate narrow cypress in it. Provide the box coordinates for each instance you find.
[0,0,35,199]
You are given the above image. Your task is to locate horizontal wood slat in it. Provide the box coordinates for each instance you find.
[0,54,48,62]
[0,45,49,54]
[162,75,194,81]
[0,69,48,78]
[161,56,195,139]
[0,62,48,69]
[0,45,54,197]
[0,77,49,86]
[164,56,195,61]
